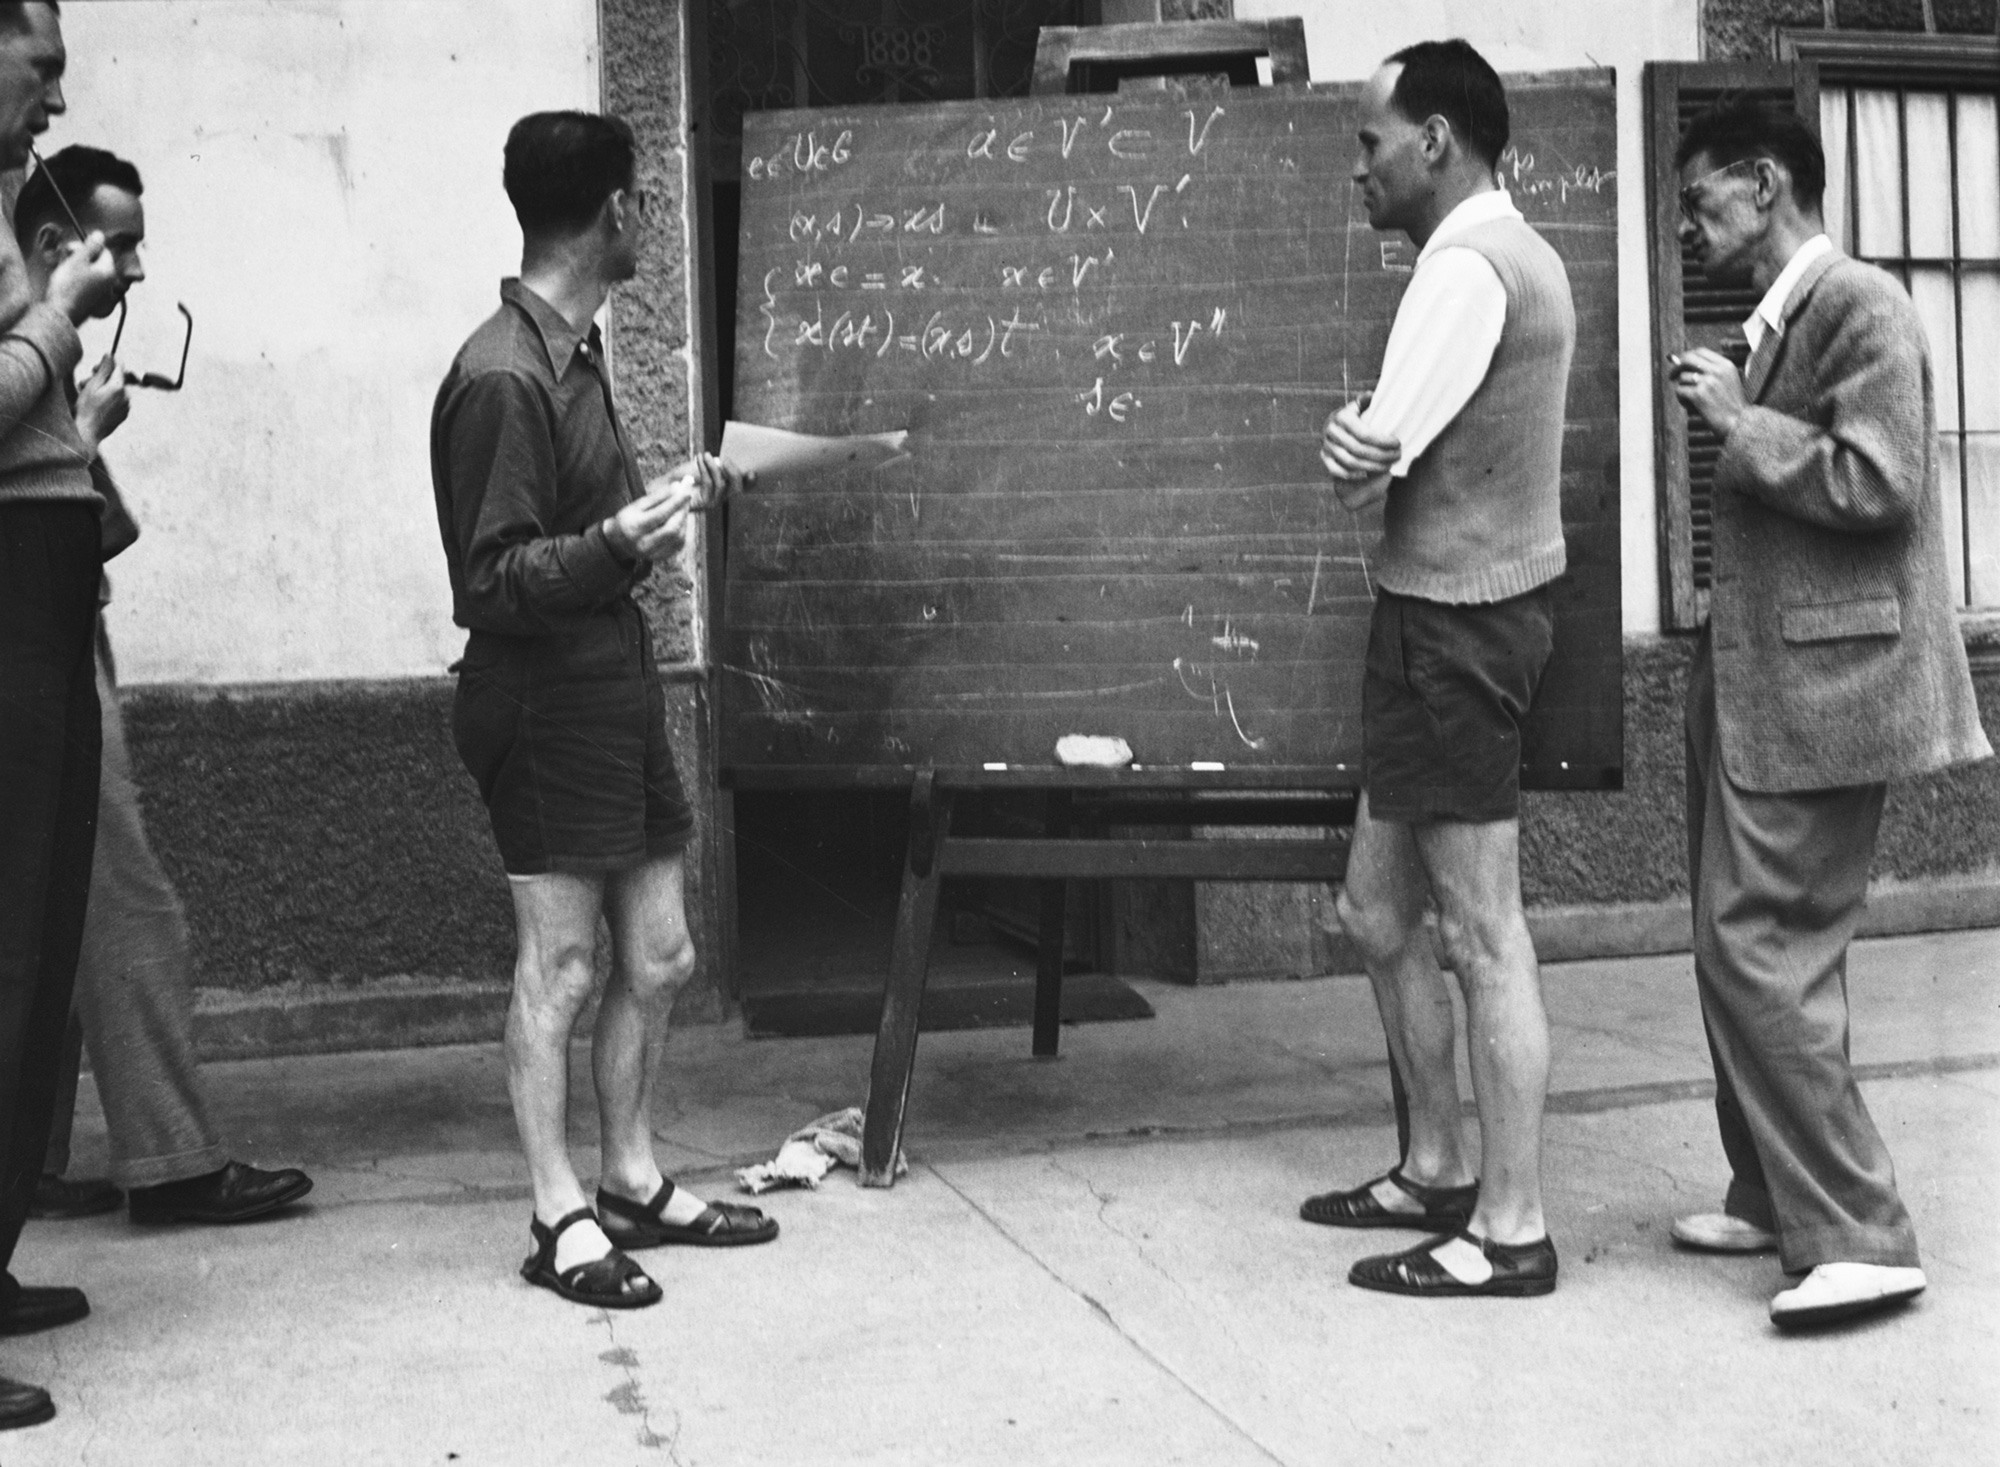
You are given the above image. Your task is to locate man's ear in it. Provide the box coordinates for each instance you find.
[603,188,633,235]
[1419,114,1452,165]
[1751,157,1786,211]
[28,221,67,264]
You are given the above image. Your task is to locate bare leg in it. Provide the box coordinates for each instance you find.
[594,853,705,1224]
[506,871,619,1272]
[1335,791,1475,1209]
[1414,816,1548,1259]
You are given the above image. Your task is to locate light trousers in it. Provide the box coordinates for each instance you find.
[42,631,225,1190]
[1686,634,1918,1272]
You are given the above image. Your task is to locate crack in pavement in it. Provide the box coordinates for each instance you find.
[926,1159,1296,1467]
[1044,1155,1205,1317]
[594,1315,686,1461]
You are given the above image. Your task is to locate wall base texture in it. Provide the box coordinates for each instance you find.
[118,638,1999,1060]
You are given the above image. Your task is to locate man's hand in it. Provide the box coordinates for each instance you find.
[74,355,129,454]
[648,451,752,511]
[1320,399,1399,512]
[1670,348,1748,439]
[47,232,122,325]
[605,478,697,563]
[0,229,34,333]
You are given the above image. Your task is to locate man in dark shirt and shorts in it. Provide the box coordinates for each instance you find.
[432,111,772,1310]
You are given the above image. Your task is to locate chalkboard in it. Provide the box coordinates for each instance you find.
[722,72,1621,788]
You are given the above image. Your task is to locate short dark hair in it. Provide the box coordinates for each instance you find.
[15,144,142,247]
[1675,94,1825,211]
[1385,39,1509,170]
[502,111,636,235]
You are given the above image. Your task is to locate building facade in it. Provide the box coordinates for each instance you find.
[57,1,1998,1050]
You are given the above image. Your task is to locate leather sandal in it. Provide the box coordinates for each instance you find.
[1349,1228,1558,1298]
[597,1180,778,1249]
[1300,1166,1478,1231]
[520,1208,662,1309]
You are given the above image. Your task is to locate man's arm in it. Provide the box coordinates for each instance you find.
[442,370,649,636]
[0,302,81,432]
[1321,246,1506,510]
[1691,299,1930,534]
[1358,247,1507,472]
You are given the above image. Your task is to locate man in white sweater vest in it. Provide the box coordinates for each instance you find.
[1306,39,1575,1299]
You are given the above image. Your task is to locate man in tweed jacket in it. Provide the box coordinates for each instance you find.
[1670,97,1989,1330]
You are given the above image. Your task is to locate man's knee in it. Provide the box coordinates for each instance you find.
[513,936,598,1017]
[1336,883,1416,963]
[1434,901,1530,985]
[620,931,696,1004]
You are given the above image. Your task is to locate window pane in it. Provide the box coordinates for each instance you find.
[1965,434,2000,606]
[1964,268,2000,431]
[1822,89,1851,255]
[1854,90,1905,259]
[1905,93,1954,259]
[1911,268,1962,432]
[1942,434,1969,607]
[1957,94,2000,259]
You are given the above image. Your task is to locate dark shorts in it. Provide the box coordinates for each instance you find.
[1362,585,1556,825]
[450,603,694,876]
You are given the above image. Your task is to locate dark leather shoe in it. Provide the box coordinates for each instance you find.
[127,1160,313,1225]
[29,1174,124,1220]
[0,1374,53,1431]
[0,1278,88,1337]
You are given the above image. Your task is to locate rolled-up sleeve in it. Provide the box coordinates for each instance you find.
[441,370,639,634]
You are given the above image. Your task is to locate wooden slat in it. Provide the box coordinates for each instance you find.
[937,835,1349,880]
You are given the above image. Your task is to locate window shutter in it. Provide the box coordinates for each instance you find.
[1645,62,1820,630]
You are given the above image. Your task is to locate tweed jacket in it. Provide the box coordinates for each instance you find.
[1706,249,1990,792]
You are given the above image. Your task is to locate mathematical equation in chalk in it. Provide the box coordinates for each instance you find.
[744,105,1228,184]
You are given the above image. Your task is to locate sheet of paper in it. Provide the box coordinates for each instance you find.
[719,421,909,480]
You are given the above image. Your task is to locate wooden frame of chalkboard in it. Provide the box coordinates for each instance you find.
[722,70,1622,1181]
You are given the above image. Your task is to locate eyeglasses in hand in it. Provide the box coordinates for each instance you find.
[108,298,193,391]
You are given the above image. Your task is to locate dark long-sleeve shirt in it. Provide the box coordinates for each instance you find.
[430,279,648,638]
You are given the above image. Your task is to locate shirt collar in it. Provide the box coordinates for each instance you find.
[500,278,599,376]
[1417,188,1523,265]
[1744,234,1834,353]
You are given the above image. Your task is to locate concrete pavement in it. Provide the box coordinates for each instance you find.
[6,926,1998,1465]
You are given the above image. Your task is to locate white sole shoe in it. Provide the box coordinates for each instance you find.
[1770,1263,1926,1329]
[1671,1212,1777,1253]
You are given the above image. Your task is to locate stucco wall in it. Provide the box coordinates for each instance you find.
[60,1,600,686]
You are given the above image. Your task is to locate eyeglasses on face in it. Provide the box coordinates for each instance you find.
[108,298,193,391]
[1678,158,1761,224]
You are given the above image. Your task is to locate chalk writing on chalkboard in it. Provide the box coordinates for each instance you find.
[723,75,1622,787]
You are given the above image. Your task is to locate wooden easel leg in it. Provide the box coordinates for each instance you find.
[1031,791,1072,1057]
[862,773,952,1186]
[1032,879,1067,1057]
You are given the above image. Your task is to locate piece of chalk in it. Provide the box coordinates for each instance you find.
[983,762,1008,771]
[1191,761,1226,771]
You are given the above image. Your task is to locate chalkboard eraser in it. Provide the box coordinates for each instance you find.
[1055,735,1133,769]
[1191,761,1226,771]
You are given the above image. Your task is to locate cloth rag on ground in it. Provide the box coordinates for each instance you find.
[735,1107,906,1194]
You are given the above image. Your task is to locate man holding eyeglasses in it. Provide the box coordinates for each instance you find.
[0,0,128,1433]
[13,144,314,1234]
[1669,96,1987,1329]
[433,111,767,1312]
